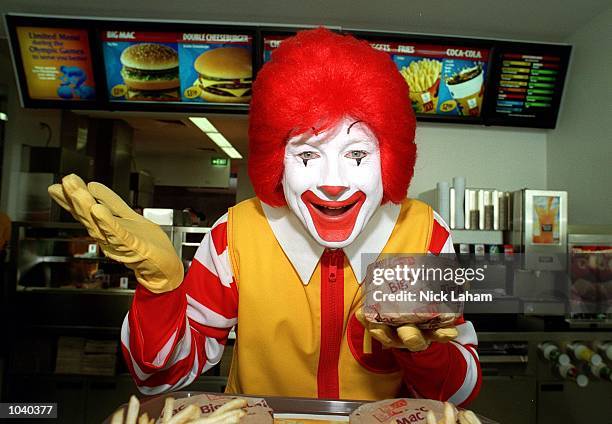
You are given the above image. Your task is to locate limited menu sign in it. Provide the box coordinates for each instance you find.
[369,41,490,117]
[101,30,252,104]
[15,26,96,101]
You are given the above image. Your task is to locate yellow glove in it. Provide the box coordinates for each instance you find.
[355,309,458,352]
[48,174,183,293]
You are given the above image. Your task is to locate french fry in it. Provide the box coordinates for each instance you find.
[420,73,427,90]
[191,409,246,424]
[209,398,248,418]
[110,408,125,424]
[138,412,150,424]
[443,402,456,424]
[466,410,482,424]
[426,410,437,424]
[190,418,215,424]
[126,395,140,424]
[113,394,254,424]
[167,404,200,424]
[458,410,482,424]
[162,397,176,424]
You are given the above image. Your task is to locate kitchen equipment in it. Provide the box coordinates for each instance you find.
[143,208,191,226]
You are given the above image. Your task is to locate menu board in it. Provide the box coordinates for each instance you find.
[14,26,96,101]
[262,34,292,62]
[101,30,252,104]
[6,15,571,127]
[369,41,490,117]
[263,34,490,118]
[488,49,569,126]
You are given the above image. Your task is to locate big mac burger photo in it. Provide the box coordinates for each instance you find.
[193,46,252,103]
[120,43,180,100]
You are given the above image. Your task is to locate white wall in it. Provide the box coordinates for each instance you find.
[547,6,612,225]
[409,123,548,197]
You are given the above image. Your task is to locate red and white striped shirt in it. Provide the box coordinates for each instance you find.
[121,207,480,405]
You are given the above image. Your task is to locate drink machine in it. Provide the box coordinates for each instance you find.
[509,189,569,314]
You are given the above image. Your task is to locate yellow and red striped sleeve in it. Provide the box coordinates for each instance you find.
[121,213,237,395]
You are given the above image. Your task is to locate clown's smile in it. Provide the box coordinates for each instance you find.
[301,190,366,241]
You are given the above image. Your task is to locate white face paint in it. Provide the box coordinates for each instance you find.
[282,117,383,248]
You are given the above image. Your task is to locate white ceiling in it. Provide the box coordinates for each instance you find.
[1,0,610,42]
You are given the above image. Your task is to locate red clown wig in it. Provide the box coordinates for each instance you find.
[248,28,417,206]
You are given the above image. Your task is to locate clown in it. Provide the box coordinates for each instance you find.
[49,29,481,404]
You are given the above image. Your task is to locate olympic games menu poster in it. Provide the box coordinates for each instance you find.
[16,27,96,101]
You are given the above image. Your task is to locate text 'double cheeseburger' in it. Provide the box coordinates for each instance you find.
[194,47,252,103]
[120,43,180,100]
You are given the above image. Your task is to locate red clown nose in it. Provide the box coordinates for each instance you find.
[319,185,348,197]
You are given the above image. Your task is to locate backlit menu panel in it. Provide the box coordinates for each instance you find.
[369,41,490,117]
[101,30,253,104]
[14,26,96,101]
[486,44,571,128]
[496,53,562,116]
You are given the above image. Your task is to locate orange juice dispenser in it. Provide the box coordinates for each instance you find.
[509,190,568,315]
[511,189,568,269]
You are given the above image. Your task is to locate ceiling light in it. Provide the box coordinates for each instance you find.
[222,147,243,159]
[207,132,232,148]
[189,117,217,133]
[189,116,243,159]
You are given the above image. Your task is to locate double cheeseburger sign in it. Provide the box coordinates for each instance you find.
[101,30,253,104]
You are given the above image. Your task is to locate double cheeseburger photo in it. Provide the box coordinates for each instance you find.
[119,43,180,101]
[193,47,252,103]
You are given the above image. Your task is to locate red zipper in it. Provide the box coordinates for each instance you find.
[317,248,345,399]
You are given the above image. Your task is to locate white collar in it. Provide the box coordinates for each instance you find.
[261,201,401,285]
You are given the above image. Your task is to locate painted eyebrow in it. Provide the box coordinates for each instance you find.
[347,120,363,134]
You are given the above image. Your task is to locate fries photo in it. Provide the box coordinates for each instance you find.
[400,58,443,113]
[400,58,442,94]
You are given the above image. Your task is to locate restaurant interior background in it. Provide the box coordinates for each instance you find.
[0,0,610,423]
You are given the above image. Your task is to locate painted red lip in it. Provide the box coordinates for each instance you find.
[301,190,366,242]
